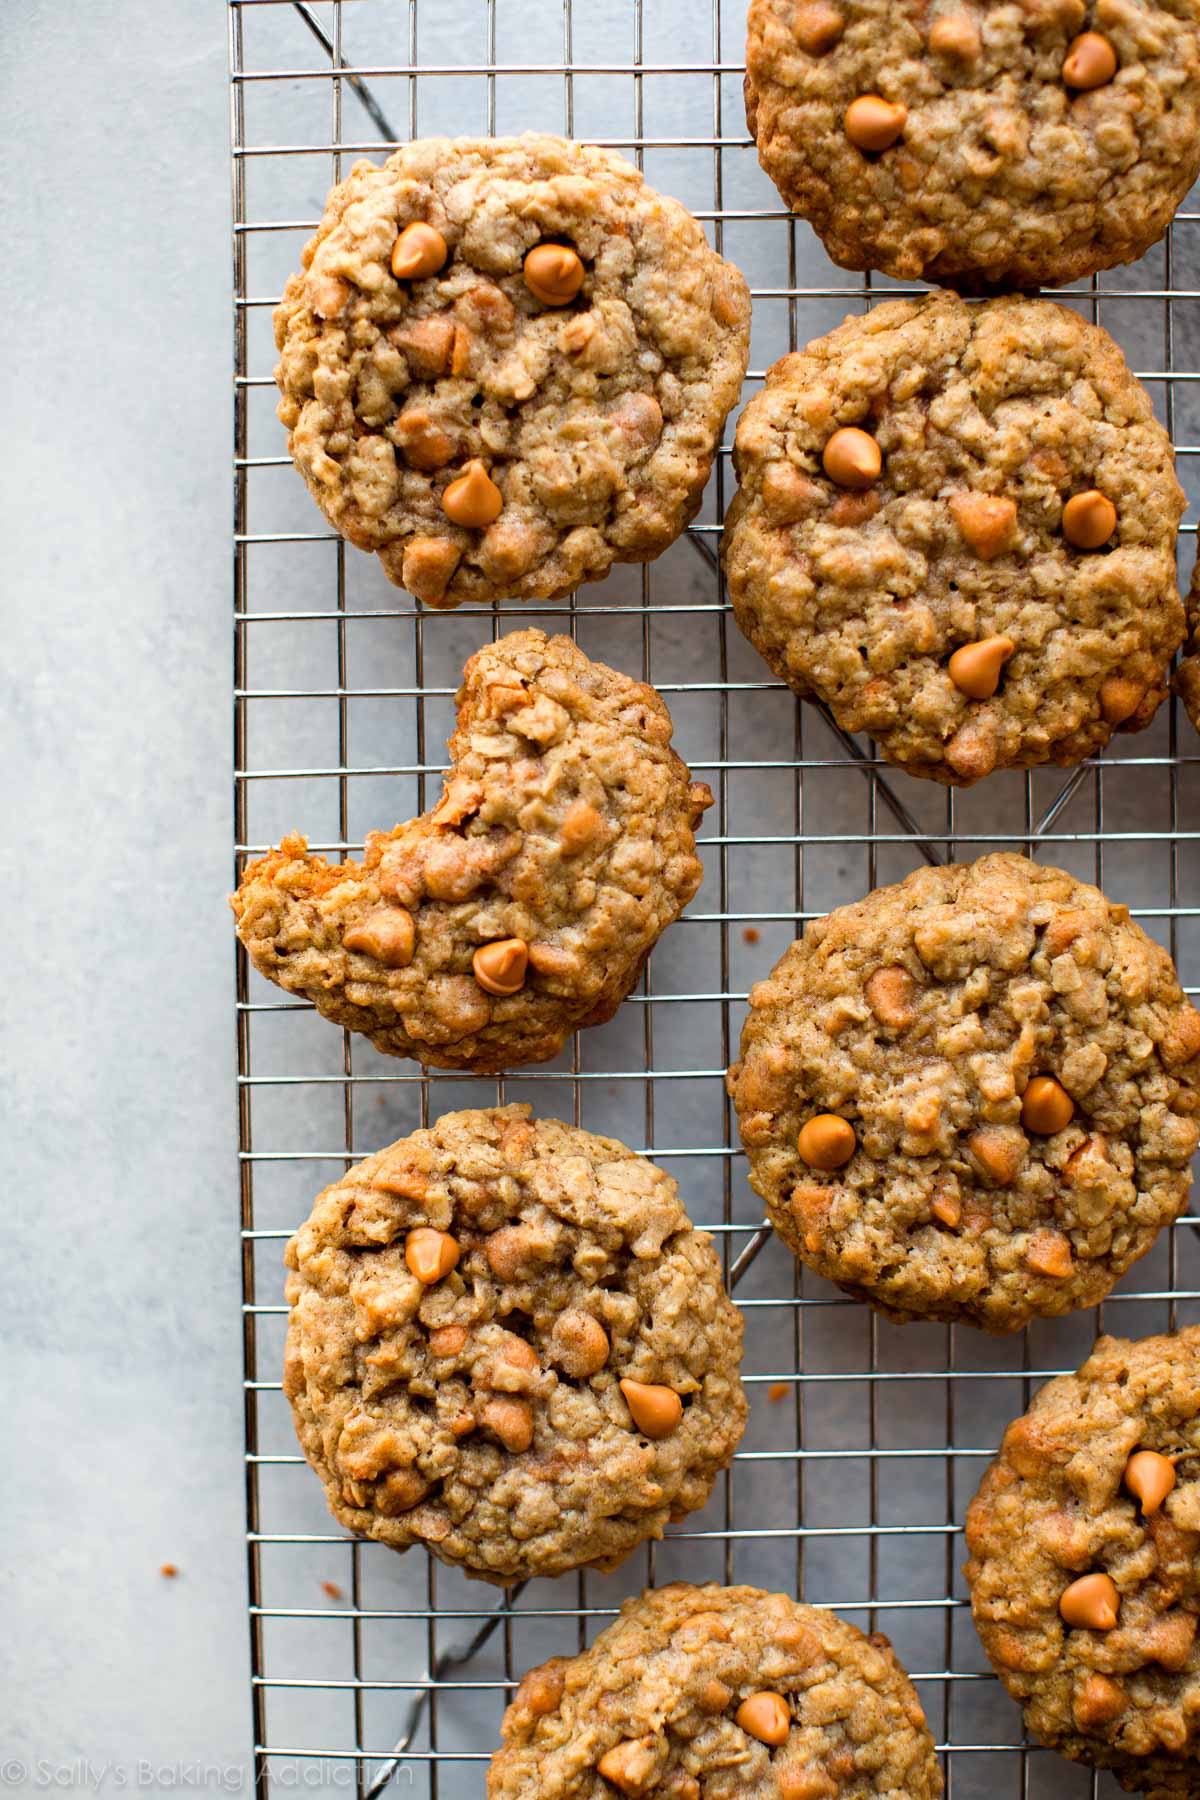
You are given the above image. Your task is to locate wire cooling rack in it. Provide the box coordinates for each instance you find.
[229,4,1200,1795]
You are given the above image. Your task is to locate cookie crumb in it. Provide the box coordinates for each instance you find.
[159,1563,179,1578]
[320,1580,344,1600]
[743,926,761,944]
[767,1381,789,1403]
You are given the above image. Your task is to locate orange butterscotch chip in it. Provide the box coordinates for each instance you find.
[1059,1572,1119,1630]
[864,964,915,1029]
[822,426,881,489]
[1124,1449,1177,1516]
[400,536,461,604]
[596,1740,658,1798]
[735,1691,791,1746]
[1063,30,1117,90]
[776,1773,837,1800]
[793,0,844,52]
[1073,1673,1127,1730]
[391,221,448,280]
[523,244,585,306]
[619,1378,683,1439]
[948,635,1015,700]
[560,800,605,853]
[797,1113,856,1169]
[1062,488,1117,548]
[1098,674,1145,725]
[550,1310,609,1377]
[481,1396,534,1454]
[844,94,907,151]
[405,1227,460,1284]
[948,492,1018,560]
[441,460,503,528]
[1021,1075,1074,1134]
[514,1661,565,1719]
[343,905,416,968]
[930,1192,962,1228]
[929,13,981,58]
[1025,1230,1074,1279]
[428,1323,469,1357]
[473,937,529,996]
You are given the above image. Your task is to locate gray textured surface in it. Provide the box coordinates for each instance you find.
[3,0,250,1790]
[6,2,1200,1797]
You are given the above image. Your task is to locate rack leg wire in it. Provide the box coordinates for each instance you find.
[230,3,1200,1795]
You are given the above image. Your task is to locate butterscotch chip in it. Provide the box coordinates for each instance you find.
[793,2,844,53]
[1124,1450,1177,1517]
[844,94,907,151]
[822,425,881,488]
[405,1227,460,1284]
[400,535,461,604]
[283,1106,745,1585]
[489,1584,940,1800]
[523,244,585,306]
[1062,30,1117,91]
[1062,488,1117,549]
[948,636,1015,701]
[728,853,1200,1330]
[343,906,415,969]
[796,1113,856,1170]
[231,631,710,1073]
[966,1328,1200,1792]
[723,293,1184,785]
[744,0,1200,284]
[273,134,748,606]
[472,937,528,997]
[1024,1229,1073,1279]
[619,1378,683,1440]
[735,1691,790,1745]
[390,221,447,281]
[1020,1075,1074,1135]
[928,14,981,59]
[948,493,1018,561]
[441,459,503,528]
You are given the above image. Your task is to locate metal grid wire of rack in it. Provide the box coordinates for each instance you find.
[229,3,1200,1795]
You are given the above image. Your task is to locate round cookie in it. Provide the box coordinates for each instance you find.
[965,1328,1200,1795]
[282,1107,747,1585]
[231,629,712,1072]
[744,0,1200,288]
[1174,560,1200,736]
[273,133,750,606]
[727,853,1200,1332]
[723,292,1186,785]
[488,1581,942,1799]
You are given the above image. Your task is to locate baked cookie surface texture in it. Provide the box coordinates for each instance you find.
[728,854,1200,1332]
[1175,560,1200,735]
[744,0,1200,287]
[488,1581,943,1798]
[231,630,712,1072]
[283,1108,747,1585]
[273,134,751,605]
[966,1328,1200,1796]
[723,292,1185,785]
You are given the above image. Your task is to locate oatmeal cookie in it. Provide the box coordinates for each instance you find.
[727,854,1200,1332]
[273,134,750,606]
[1174,559,1200,735]
[966,1328,1200,1795]
[744,0,1200,288]
[723,292,1185,785]
[488,1581,942,1799]
[231,630,711,1072]
[283,1108,746,1585]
